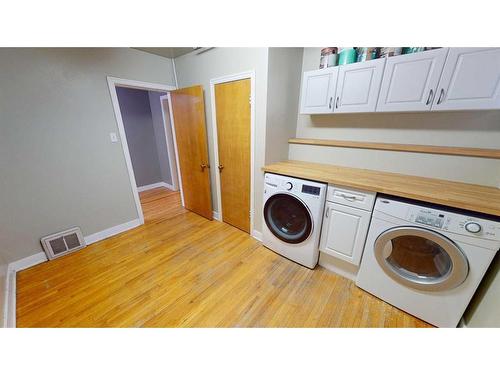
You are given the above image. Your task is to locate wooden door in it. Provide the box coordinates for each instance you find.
[299,67,339,114]
[170,85,212,219]
[335,58,385,113]
[215,79,251,233]
[376,48,449,112]
[319,202,371,266]
[432,48,500,111]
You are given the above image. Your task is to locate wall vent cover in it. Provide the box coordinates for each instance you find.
[41,227,86,260]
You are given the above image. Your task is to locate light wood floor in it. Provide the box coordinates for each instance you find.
[16,187,431,327]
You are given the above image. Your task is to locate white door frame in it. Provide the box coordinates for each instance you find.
[209,71,256,235]
[159,94,180,192]
[107,76,177,224]
[164,92,185,207]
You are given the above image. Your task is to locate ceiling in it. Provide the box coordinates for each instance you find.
[134,47,195,59]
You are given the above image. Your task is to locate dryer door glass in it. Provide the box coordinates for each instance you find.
[374,226,468,292]
[387,235,452,279]
[264,193,313,244]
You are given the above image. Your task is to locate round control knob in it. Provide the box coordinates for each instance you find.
[465,222,482,233]
[285,182,293,190]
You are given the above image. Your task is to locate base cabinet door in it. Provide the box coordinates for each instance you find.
[299,67,339,114]
[376,48,449,112]
[319,202,371,265]
[432,48,500,111]
[334,58,386,113]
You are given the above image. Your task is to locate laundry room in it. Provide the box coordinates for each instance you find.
[1,4,499,375]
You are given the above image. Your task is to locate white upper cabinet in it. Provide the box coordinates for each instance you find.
[432,48,500,111]
[334,58,386,113]
[299,67,339,114]
[376,48,449,112]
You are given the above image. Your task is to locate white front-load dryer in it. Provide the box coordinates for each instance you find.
[356,196,500,327]
[262,173,327,269]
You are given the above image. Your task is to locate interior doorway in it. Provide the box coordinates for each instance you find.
[107,77,178,224]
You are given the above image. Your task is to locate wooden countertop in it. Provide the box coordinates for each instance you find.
[262,160,500,217]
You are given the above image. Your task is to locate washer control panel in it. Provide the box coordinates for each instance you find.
[302,184,321,196]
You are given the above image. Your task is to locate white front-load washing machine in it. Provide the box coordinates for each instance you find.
[356,195,500,327]
[262,173,327,269]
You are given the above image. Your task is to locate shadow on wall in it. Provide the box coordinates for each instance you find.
[307,110,500,131]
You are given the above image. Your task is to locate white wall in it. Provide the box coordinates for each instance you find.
[174,48,269,233]
[290,47,500,187]
[0,48,176,263]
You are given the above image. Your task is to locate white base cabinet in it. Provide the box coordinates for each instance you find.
[320,203,371,265]
[319,185,375,266]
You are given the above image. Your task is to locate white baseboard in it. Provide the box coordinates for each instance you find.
[8,251,48,273]
[84,219,142,245]
[163,182,175,190]
[213,211,221,221]
[318,252,359,282]
[4,268,16,328]
[252,230,263,242]
[137,181,175,192]
[3,251,48,328]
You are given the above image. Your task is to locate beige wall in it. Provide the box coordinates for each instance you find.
[290,48,500,187]
[174,48,269,234]
[265,48,303,164]
[0,48,176,263]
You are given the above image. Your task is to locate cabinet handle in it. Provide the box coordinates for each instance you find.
[325,207,330,218]
[328,97,333,109]
[426,89,434,105]
[340,193,357,201]
[200,163,210,171]
[335,96,339,109]
[218,164,224,172]
[437,88,445,105]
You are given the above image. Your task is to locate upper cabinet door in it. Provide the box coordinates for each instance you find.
[376,48,449,112]
[299,67,339,114]
[334,58,386,113]
[432,48,500,111]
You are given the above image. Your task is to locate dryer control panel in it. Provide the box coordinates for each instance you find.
[405,206,500,241]
[413,209,447,229]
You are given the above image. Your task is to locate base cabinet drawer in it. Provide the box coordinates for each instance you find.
[319,202,371,265]
[327,185,376,211]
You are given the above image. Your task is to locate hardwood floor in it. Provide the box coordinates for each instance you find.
[16,187,431,327]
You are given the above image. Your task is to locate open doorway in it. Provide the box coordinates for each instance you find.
[107,77,179,224]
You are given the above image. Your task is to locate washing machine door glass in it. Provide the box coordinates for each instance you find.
[264,193,313,244]
[374,226,468,292]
